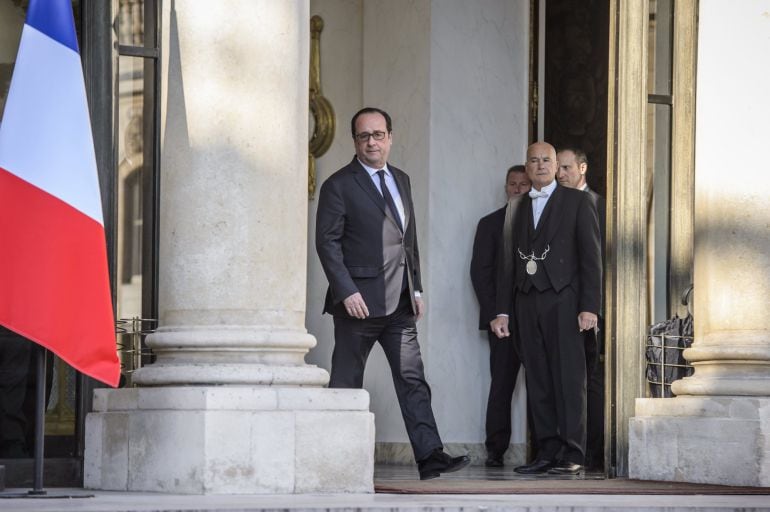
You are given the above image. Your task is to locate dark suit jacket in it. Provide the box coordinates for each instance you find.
[316,157,421,318]
[470,206,506,330]
[498,184,601,316]
[584,186,606,258]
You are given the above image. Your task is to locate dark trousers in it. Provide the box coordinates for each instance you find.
[515,286,587,464]
[484,330,521,459]
[584,324,605,469]
[0,327,32,458]
[329,294,442,461]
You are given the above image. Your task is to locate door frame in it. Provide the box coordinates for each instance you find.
[606,0,697,477]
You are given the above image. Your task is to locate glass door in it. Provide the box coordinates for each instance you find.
[114,0,161,384]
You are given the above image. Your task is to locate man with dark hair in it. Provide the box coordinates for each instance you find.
[556,147,605,237]
[350,106,392,138]
[492,141,601,475]
[557,146,606,471]
[316,107,469,480]
[470,165,530,467]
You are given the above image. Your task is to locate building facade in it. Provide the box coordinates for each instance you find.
[0,0,768,492]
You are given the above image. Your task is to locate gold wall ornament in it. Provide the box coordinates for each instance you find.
[308,14,335,200]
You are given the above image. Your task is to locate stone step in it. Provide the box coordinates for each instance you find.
[0,492,768,511]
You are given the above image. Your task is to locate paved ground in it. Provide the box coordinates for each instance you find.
[1,489,770,512]
[1,464,769,511]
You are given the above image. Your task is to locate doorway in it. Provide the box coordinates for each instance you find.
[529,0,611,475]
[529,0,696,477]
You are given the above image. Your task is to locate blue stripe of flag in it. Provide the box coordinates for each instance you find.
[26,0,79,53]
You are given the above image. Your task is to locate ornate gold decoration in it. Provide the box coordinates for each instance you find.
[45,358,75,436]
[308,15,335,200]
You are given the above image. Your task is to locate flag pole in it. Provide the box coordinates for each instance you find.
[0,343,93,500]
[28,344,47,496]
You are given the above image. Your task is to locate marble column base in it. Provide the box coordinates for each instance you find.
[84,387,374,494]
[629,396,770,487]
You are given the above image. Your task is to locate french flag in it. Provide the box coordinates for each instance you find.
[0,0,120,386]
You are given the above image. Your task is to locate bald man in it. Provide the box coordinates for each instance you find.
[493,142,601,475]
[557,147,606,470]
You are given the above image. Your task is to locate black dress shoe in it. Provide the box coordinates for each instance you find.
[418,449,471,480]
[513,459,555,474]
[547,460,584,475]
[485,457,504,467]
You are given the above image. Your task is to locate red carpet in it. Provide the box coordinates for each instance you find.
[375,478,770,495]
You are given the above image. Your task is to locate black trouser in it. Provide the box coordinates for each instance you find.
[329,293,442,462]
[584,322,604,469]
[484,330,521,459]
[0,327,32,458]
[515,286,587,464]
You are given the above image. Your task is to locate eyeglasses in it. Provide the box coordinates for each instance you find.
[355,131,387,142]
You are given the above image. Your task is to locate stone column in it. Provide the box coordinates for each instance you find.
[84,0,374,494]
[629,0,770,487]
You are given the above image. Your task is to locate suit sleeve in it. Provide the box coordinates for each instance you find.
[576,194,602,314]
[315,178,358,304]
[495,221,515,319]
[470,217,497,325]
[408,177,422,293]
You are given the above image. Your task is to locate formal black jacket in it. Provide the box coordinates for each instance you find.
[584,186,606,257]
[316,157,422,318]
[470,206,506,330]
[497,184,601,316]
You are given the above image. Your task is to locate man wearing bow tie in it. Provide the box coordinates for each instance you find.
[492,141,601,475]
[557,147,606,471]
[316,107,470,480]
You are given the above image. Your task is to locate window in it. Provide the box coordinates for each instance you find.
[115,0,160,378]
[646,0,674,323]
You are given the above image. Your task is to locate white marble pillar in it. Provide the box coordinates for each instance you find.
[131,0,326,388]
[85,0,374,494]
[629,0,770,487]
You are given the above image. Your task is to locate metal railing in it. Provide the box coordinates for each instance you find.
[115,317,156,387]
[645,333,694,398]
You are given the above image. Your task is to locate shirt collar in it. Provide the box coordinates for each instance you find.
[358,158,390,178]
[534,179,558,196]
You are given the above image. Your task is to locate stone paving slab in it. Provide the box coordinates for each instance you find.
[1,489,770,512]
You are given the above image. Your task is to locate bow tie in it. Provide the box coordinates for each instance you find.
[529,189,550,199]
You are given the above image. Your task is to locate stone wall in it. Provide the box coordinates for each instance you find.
[305,0,531,463]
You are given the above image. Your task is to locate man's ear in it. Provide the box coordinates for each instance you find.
[579,163,588,176]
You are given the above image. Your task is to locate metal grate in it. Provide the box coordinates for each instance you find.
[645,332,693,398]
[115,317,156,387]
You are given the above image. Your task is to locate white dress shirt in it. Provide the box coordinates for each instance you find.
[529,179,558,228]
[358,159,406,228]
[357,159,418,297]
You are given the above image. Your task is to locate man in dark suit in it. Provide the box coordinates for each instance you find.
[557,147,606,471]
[492,142,601,475]
[470,165,530,467]
[316,107,469,480]
[556,148,606,241]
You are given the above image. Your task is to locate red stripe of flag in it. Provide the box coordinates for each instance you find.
[0,167,119,386]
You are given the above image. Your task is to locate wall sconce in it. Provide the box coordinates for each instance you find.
[308,15,335,200]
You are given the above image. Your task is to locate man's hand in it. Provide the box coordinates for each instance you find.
[490,316,510,339]
[343,292,369,319]
[415,296,425,321]
[578,311,598,332]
